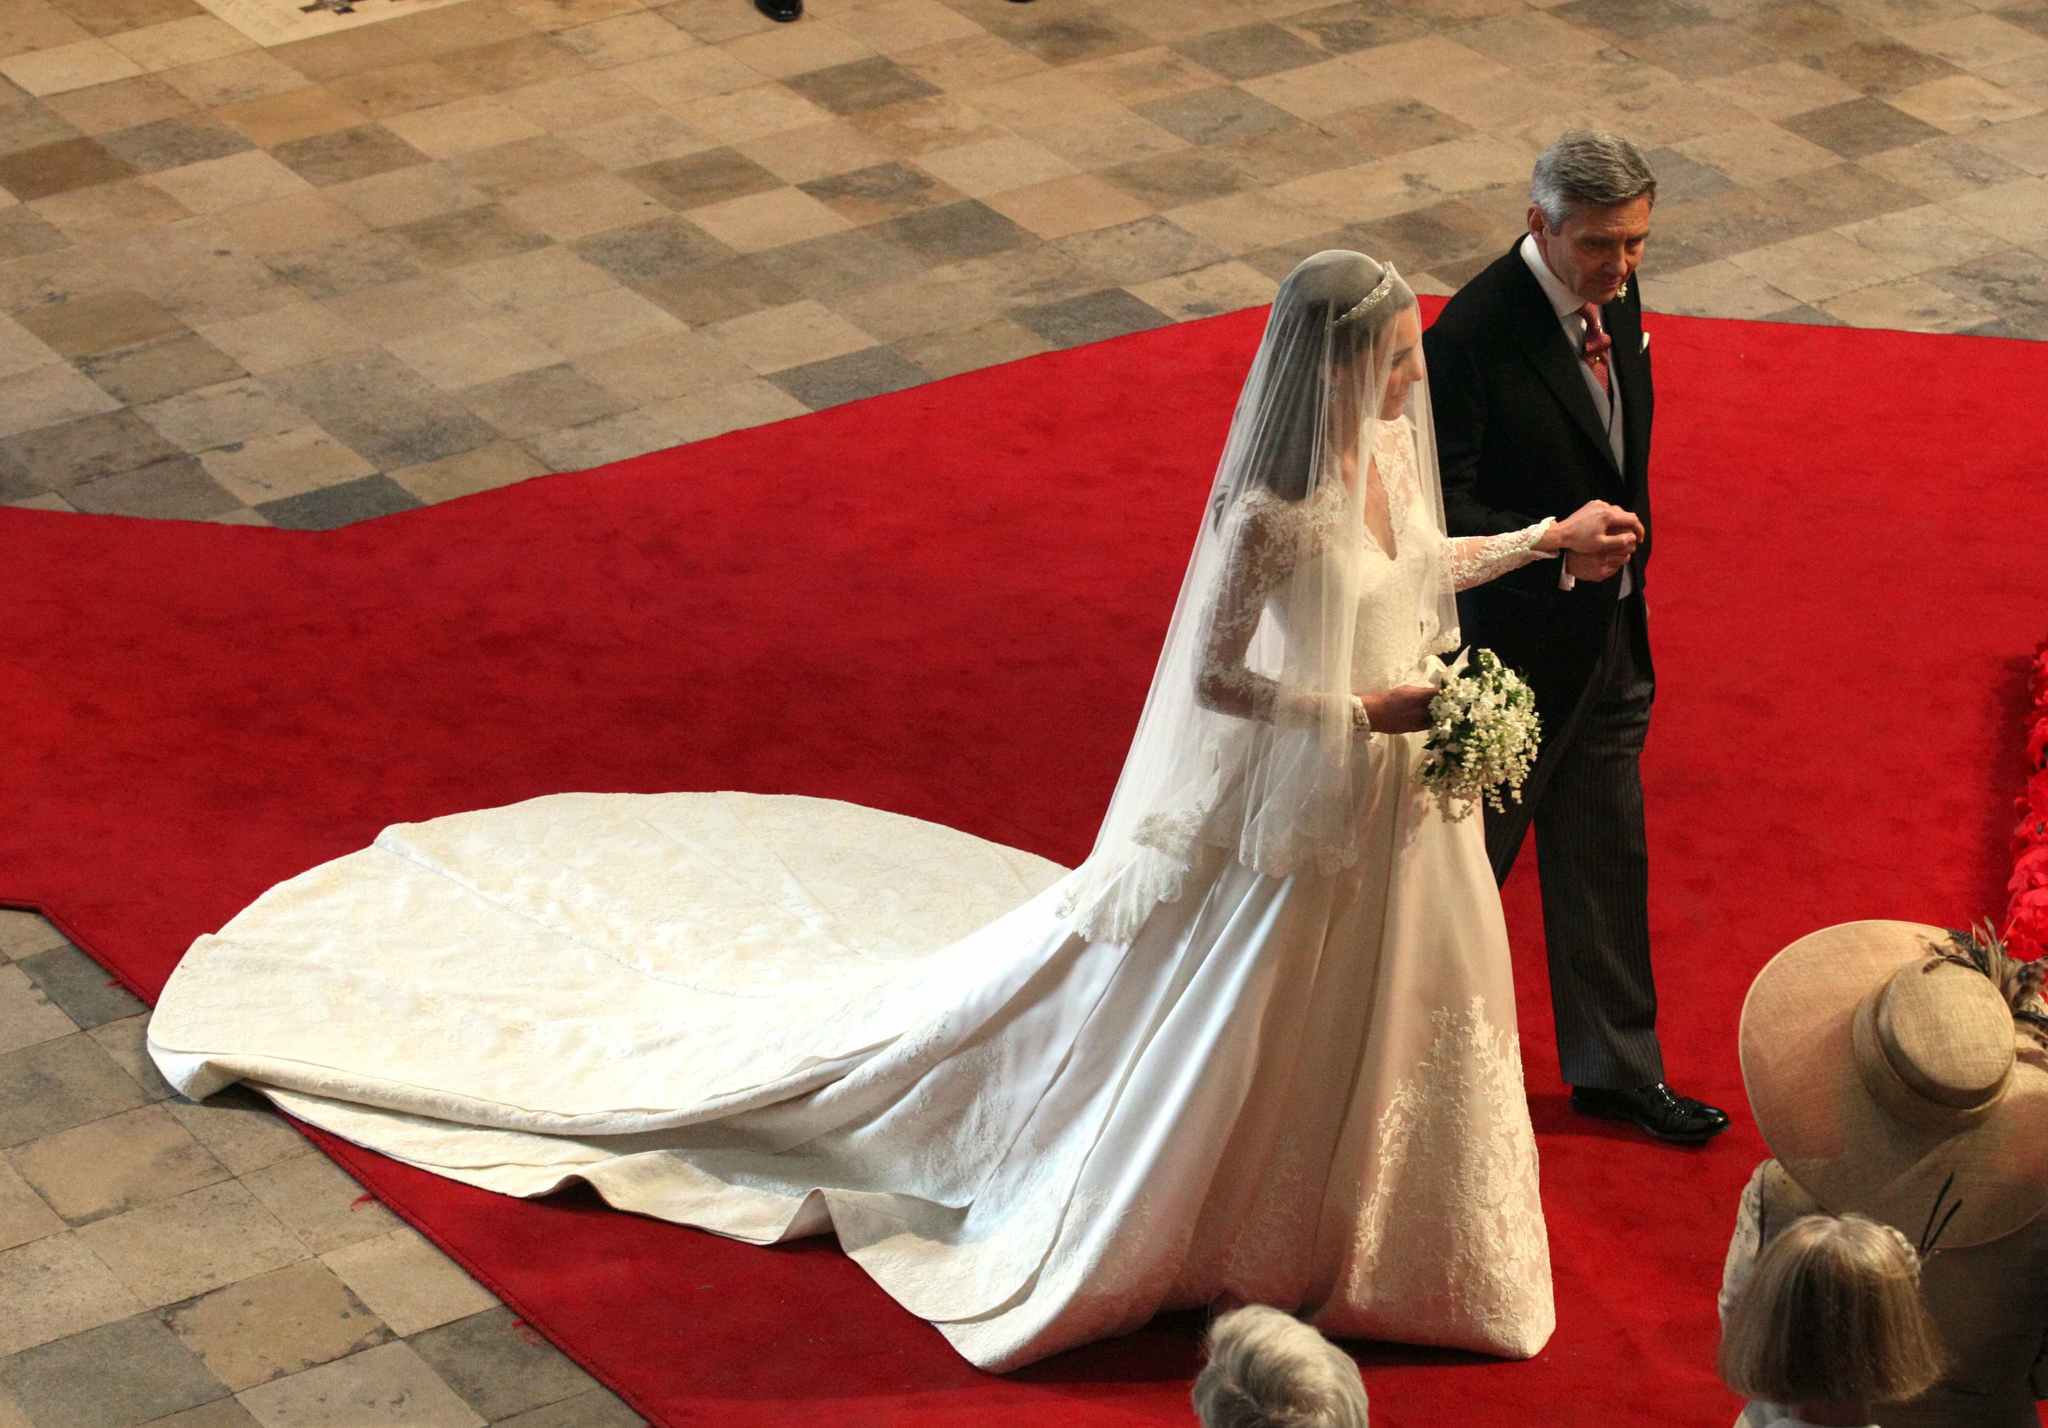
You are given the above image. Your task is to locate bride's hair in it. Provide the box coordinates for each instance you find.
[1241,253,1415,509]
[1192,1305,1370,1428]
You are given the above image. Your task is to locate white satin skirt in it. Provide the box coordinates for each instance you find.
[149,780,1553,1370]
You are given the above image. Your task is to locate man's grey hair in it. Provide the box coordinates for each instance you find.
[1191,1306,1369,1428]
[1530,129,1657,229]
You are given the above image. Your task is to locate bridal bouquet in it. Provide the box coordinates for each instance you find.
[1417,649,1542,821]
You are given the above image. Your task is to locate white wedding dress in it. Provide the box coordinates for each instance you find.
[149,418,1556,1370]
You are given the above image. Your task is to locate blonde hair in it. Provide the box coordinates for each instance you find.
[1718,1213,1945,1406]
[1191,1305,1368,1428]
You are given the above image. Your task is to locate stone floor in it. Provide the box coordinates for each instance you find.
[3,0,2046,1422]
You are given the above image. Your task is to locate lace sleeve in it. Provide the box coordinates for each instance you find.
[1195,500,1357,730]
[1446,519,1556,592]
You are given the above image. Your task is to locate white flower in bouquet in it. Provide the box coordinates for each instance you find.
[1416,649,1542,822]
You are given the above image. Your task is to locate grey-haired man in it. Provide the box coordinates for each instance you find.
[1424,129,1728,1145]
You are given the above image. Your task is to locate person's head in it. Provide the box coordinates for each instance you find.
[1191,1305,1369,1428]
[1527,129,1656,306]
[1718,1213,1944,1413]
[1245,251,1419,504]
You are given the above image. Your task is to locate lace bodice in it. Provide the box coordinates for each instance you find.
[1197,419,1553,725]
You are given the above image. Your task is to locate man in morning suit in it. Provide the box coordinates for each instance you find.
[1424,130,1729,1145]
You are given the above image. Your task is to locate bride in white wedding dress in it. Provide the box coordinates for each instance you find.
[149,251,1638,1371]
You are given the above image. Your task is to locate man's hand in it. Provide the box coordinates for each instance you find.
[1565,549,1631,582]
[1541,499,1642,559]
[1361,685,1438,734]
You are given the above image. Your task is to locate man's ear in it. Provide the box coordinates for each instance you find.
[1525,205,1547,240]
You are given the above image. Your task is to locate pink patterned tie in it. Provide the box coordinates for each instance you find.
[1578,302,1612,393]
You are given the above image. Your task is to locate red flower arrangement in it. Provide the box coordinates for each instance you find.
[2007,640,2048,959]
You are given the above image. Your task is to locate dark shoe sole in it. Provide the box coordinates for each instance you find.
[1570,1096,1726,1145]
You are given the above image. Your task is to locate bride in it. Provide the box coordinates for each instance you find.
[149,251,1641,1371]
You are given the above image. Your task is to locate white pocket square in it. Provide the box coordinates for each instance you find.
[1641,331,1650,352]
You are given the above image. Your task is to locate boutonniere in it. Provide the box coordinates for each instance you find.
[1616,281,1628,301]
[1640,330,1650,352]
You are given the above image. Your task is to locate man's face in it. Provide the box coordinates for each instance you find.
[1529,194,1651,306]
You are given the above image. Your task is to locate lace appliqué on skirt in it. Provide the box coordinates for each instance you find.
[1330,995,1553,1358]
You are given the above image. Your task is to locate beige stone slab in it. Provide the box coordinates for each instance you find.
[853,93,1013,160]
[493,71,650,133]
[1239,57,1377,121]
[326,162,486,228]
[670,83,834,147]
[384,314,562,390]
[958,68,1122,130]
[1127,257,1281,320]
[569,327,752,403]
[138,375,307,451]
[1838,201,2008,272]
[237,1339,483,1428]
[702,296,871,373]
[161,1090,311,1177]
[630,375,808,444]
[0,0,92,58]
[1967,113,2048,177]
[1948,174,2048,244]
[910,135,1075,199]
[1887,74,2042,134]
[238,1153,399,1257]
[0,361,122,438]
[555,12,695,70]
[7,1104,229,1225]
[1728,229,1917,302]
[1701,61,1865,122]
[197,426,374,502]
[517,284,684,360]
[557,109,711,169]
[611,45,763,107]
[0,1161,61,1254]
[450,243,616,308]
[721,16,874,79]
[76,1179,307,1307]
[981,172,1155,240]
[1672,123,1841,184]
[684,185,850,251]
[1894,14,2048,74]
[847,0,983,56]
[31,177,193,243]
[213,84,371,147]
[0,1231,143,1354]
[210,189,369,256]
[1820,273,1996,331]
[84,1014,176,1102]
[106,15,252,72]
[145,149,311,213]
[0,914,61,963]
[1163,187,1331,251]
[830,266,1002,341]
[387,439,547,502]
[382,96,547,159]
[0,963,73,1055]
[316,1229,494,1338]
[0,38,143,96]
[893,315,1048,378]
[161,1259,389,1393]
[1643,258,1799,320]
[159,50,311,109]
[894,32,1048,91]
[198,302,371,373]
[319,272,489,340]
[498,170,668,241]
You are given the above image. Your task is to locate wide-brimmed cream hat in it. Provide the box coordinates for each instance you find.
[1740,919,2048,1248]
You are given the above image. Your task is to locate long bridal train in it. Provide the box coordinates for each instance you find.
[147,786,1553,1370]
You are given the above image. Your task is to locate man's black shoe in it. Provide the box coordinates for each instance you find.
[1570,1082,1730,1144]
[755,0,801,21]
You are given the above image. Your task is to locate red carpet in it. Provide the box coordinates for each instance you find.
[2,300,2041,1426]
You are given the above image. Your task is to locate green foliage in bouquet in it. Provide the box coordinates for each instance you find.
[1417,649,1543,822]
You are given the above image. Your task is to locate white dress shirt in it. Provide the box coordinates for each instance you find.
[1518,232,1632,598]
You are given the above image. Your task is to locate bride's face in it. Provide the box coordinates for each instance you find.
[1377,305,1424,420]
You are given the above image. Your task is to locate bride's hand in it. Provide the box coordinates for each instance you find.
[1539,500,1642,557]
[1361,685,1436,734]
